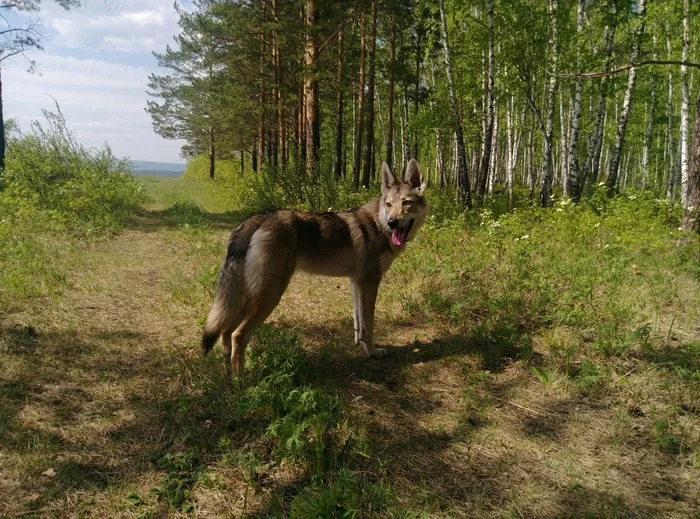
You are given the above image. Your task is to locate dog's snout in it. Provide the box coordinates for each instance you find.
[387,218,399,229]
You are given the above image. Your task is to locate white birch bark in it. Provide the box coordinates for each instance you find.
[539,0,558,207]
[606,0,646,193]
[667,33,677,200]
[559,84,569,196]
[680,0,690,207]
[439,0,471,205]
[568,0,584,201]
[641,34,658,189]
[583,20,616,188]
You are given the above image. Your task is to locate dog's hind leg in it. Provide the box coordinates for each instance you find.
[231,285,290,381]
[231,248,295,381]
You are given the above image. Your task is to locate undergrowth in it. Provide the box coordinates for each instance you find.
[2,148,699,516]
[0,108,144,310]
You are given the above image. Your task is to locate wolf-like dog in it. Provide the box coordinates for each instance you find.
[201,159,428,379]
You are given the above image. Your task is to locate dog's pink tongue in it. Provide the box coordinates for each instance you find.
[391,228,407,246]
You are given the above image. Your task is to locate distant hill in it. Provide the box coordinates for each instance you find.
[131,160,187,178]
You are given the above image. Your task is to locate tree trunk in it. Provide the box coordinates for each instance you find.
[488,107,499,196]
[297,80,306,176]
[439,0,471,208]
[429,59,445,188]
[272,0,280,168]
[680,0,690,208]
[362,0,377,189]
[667,34,677,200]
[0,67,5,172]
[258,5,266,171]
[412,26,422,161]
[401,88,410,171]
[559,84,569,195]
[353,14,366,189]
[304,0,319,179]
[641,35,658,189]
[581,19,616,192]
[333,27,344,179]
[606,0,646,194]
[539,0,558,207]
[568,0,584,201]
[528,110,536,201]
[505,94,521,203]
[476,0,495,204]
[208,128,215,179]
[681,88,700,233]
[273,0,286,172]
[386,20,396,170]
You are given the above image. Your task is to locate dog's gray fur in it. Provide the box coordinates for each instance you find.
[202,159,428,379]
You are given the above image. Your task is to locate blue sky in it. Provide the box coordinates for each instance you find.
[3,1,189,163]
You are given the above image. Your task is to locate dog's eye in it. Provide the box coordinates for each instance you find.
[402,200,412,207]
[386,202,392,208]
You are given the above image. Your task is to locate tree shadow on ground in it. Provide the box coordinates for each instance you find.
[243,317,695,517]
[2,313,696,518]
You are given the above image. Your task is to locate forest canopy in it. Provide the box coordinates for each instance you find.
[146,0,699,228]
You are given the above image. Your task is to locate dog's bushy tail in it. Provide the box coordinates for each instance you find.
[202,218,262,356]
[201,261,244,355]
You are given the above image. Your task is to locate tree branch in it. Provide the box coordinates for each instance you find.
[556,59,700,79]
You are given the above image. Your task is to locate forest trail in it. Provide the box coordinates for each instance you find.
[2,199,699,518]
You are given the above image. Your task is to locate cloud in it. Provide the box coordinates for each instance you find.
[44,1,182,54]
[4,53,186,162]
[1,2,194,163]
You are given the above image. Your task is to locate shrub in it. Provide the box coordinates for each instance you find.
[1,106,144,236]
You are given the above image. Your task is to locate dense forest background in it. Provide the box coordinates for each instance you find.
[147,0,699,216]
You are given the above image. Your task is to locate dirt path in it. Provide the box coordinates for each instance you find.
[0,214,210,516]
[2,208,699,518]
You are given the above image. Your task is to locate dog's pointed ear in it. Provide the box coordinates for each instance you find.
[404,159,426,195]
[381,162,396,194]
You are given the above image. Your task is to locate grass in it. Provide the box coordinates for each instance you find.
[1,173,699,518]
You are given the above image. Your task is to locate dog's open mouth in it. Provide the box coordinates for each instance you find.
[391,219,414,246]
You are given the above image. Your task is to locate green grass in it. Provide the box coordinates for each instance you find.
[1,169,699,517]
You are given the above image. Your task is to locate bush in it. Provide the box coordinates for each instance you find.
[0,107,144,308]
[1,106,144,236]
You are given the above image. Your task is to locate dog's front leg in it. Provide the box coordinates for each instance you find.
[353,277,387,358]
[350,280,361,346]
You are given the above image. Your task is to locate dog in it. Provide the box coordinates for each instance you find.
[201,159,428,379]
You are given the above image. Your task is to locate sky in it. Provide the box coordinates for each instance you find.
[3,1,189,164]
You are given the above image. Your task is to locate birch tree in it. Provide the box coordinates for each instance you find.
[606,0,646,194]
[679,0,690,208]
[439,0,471,207]
[567,0,584,202]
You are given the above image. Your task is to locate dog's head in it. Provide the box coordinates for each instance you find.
[380,159,428,247]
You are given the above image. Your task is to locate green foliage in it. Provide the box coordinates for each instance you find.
[164,202,210,229]
[395,190,696,373]
[289,468,395,518]
[149,448,207,512]
[2,106,144,235]
[654,420,682,455]
[243,166,374,213]
[0,107,144,309]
